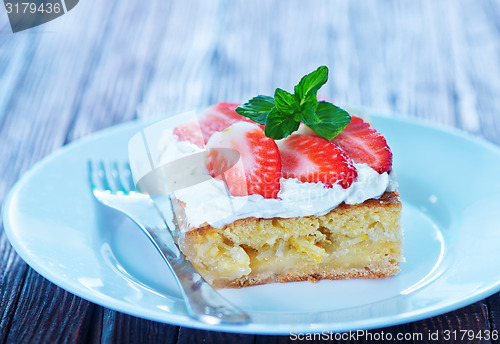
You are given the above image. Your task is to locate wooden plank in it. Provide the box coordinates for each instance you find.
[208,0,338,102]
[139,0,223,117]
[177,328,254,344]
[365,0,456,125]
[99,309,179,344]
[0,34,36,126]
[65,0,172,141]
[443,0,482,133]
[456,0,500,144]
[255,335,296,344]
[0,228,29,341]
[0,0,129,342]
[487,294,500,335]
[0,22,38,344]
[348,324,414,343]
[4,270,98,343]
[0,1,119,194]
[410,302,492,344]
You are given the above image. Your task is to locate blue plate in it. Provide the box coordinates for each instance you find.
[3,110,500,334]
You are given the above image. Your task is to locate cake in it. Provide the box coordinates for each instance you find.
[160,67,403,289]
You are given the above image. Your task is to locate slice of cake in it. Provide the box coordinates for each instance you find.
[178,191,401,289]
[162,67,403,288]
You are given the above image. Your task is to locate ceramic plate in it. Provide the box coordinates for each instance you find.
[4,110,500,334]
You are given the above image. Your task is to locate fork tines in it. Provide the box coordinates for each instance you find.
[88,161,135,193]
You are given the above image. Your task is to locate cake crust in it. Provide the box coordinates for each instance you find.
[218,264,400,289]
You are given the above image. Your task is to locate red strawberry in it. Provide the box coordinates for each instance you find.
[331,116,392,174]
[206,122,281,199]
[279,134,357,188]
[174,102,260,147]
[172,118,205,147]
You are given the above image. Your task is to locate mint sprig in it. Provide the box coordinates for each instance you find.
[235,66,351,140]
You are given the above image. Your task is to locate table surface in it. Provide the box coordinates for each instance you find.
[1,0,500,343]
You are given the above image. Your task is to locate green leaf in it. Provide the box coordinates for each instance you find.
[235,66,350,141]
[235,95,275,125]
[294,66,329,105]
[295,102,320,125]
[264,108,300,140]
[274,88,297,115]
[308,101,351,140]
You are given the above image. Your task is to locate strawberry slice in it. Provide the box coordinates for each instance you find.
[279,134,357,188]
[331,116,392,174]
[172,118,205,147]
[206,122,281,199]
[174,102,260,147]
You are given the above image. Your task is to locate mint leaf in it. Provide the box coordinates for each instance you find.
[235,95,275,125]
[274,88,297,115]
[236,66,349,140]
[294,66,328,105]
[308,101,351,140]
[295,102,320,125]
[264,108,300,140]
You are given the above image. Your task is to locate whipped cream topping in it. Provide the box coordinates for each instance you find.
[158,129,397,231]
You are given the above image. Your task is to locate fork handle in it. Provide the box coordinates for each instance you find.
[129,212,250,324]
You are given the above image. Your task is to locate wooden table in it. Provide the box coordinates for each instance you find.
[1,0,500,342]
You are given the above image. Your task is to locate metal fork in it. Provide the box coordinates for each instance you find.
[88,161,250,324]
